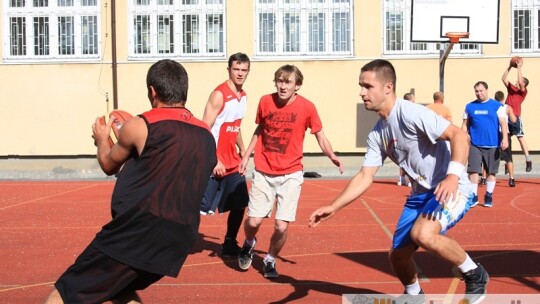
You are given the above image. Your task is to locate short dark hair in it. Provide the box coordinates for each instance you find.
[523,77,529,87]
[494,90,505,102]
[228,52,250,69]
[147,59,188,105]
[361,59,397,92]
[274,64,304,85]
[474,81,488,89]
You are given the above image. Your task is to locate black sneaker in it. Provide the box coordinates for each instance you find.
[395,289,425,304]
[462,263,489,304]
[526,160,532,172]
[238,239,256,270]
[471,194,479,208]
[508,178,516,187]
[483,192,493,208]
[220,237,241,258]
[263,259,279,278]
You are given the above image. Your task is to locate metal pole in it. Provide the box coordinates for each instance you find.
[439,42,454,93]
[111,0,118,109]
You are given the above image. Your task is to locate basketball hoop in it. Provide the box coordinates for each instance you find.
[445,32,470,44]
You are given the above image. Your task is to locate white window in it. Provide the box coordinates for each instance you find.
[255,0,353,57]
[512,0,540,53]
[383,0,480,55]
[129,0,225,59]
[2,0,101,61]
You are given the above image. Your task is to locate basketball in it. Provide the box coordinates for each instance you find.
[97,110,133,147]
[510,56,522,68]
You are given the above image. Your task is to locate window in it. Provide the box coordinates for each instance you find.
[512,0,540,53]
[255,0,353,57]
[384,0,480,55]
[3,0,100,61]
[129,0,225,59]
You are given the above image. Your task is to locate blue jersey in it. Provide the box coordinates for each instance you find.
[464,99,502,148]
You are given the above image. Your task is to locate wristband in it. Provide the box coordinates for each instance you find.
[446,161,465,177]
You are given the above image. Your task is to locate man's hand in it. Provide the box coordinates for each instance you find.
[308,205,336,228]
[213,160,226,178]
[330,156,345,174]
[434,175,459,204]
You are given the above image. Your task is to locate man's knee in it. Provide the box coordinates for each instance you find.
[273,220,289,235]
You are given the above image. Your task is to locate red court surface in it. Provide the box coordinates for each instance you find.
[1,178,539,303]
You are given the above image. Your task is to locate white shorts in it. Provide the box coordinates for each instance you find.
[247,170,304,222]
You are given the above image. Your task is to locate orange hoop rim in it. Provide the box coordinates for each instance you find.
[445,32,470,43]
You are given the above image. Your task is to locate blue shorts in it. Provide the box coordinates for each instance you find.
[392,190,473,249]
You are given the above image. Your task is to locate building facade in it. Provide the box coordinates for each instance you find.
[1,0,538,156]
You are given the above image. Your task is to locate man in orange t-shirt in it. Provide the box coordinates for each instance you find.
[237,65,343,279]
[427,91,452,123]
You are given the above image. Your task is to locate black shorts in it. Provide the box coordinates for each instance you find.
[468,145,500,175]
[508,116,525,137]
[55,244,163,303]
[200,172,249,213]
[499,134,513,162]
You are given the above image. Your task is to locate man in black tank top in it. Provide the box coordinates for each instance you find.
[45,60,216,304]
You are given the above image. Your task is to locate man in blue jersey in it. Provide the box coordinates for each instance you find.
[462,81,509,207]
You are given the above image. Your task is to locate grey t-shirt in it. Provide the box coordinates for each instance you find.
[363,99,472,196]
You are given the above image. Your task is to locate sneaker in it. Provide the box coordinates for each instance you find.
[470,194,479,208]
[462,263,489,304]
[508,178,516,187]
[526,160,532,172]
[207,210,215,215]
[200,210,208,215]
[263,259,279,278]
[395,290,425,304]
[483,192,493,208]
[238,239,256,270]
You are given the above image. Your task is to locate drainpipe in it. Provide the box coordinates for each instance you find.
[111,0,118,109]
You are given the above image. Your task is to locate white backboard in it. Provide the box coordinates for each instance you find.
[411,0,500,44]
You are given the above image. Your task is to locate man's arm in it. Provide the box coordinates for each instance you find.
[93,116,146,176]
[309,166,378,227]
[502,65,511,87]
[516,60,526,91]
[203,90,228,177]
[202,90,223,127]
[314,130,344,174]
[236,129,246,158]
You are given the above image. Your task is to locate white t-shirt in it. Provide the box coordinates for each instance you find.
[363,99,472,196]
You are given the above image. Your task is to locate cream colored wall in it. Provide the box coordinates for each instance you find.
[1,0,538,156]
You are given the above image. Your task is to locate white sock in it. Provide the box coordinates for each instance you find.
[264,254,275,263]
[526,155,531,161]
[246,238,256,247]
[405,280,422,295]
[472,183,478,195]
[486,180,496,193]
[458,255,478,273]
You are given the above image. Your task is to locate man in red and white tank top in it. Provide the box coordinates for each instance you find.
[200,53,251,258]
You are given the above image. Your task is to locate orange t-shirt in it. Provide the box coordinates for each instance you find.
[426,103,452,122]
[254,93,322,175]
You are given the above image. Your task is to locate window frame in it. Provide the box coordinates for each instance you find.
[127,0,226,60]
[511,0,540,54]
[2,0,101,62]
[254,0,354,59]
